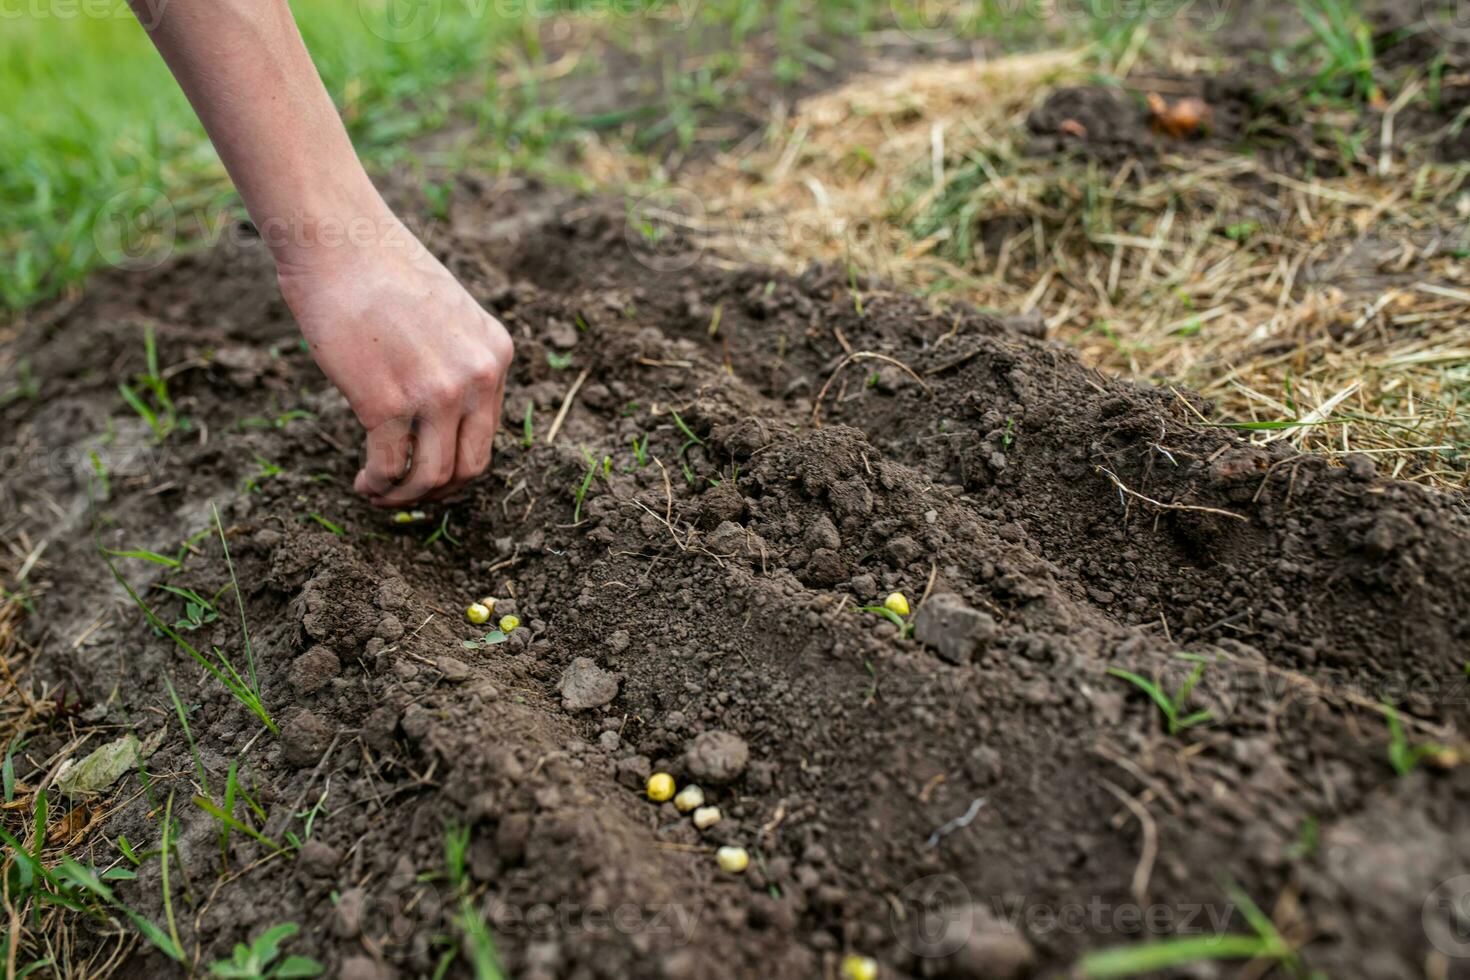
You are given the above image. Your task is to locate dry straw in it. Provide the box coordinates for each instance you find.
[596,49,1470,486]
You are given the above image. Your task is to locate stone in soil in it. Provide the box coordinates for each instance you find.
[557,657,621,711]
[913,593,998,664]
[683,730,749,784]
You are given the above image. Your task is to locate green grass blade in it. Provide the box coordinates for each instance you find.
[102,548,181,568]
[1107,668,1176,726]
[192,796,282,853]
[1079,934,1272,976]
[213,503,261,698]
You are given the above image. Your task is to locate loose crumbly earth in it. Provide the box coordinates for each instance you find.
[3,180,1470,980]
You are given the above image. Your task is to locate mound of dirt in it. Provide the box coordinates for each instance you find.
[3,179,1469,979]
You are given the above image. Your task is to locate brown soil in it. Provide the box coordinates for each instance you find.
[4,181,1470,980]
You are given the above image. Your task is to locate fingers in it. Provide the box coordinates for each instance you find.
[425,370,507,502]
[366,413,459,508]
[355,417,413,498]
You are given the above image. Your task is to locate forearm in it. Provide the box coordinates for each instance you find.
[128,0,391,269]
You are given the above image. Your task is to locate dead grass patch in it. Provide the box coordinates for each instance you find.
[601,49,1470,486]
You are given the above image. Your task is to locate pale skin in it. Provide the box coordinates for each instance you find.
[127,0,514,505]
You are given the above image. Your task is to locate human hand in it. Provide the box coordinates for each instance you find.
[276,218,514,506]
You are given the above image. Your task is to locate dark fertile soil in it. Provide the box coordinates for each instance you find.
[4,180,1470,980]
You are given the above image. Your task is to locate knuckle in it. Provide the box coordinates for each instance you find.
[473,359,501,385]
[426,383,462,412]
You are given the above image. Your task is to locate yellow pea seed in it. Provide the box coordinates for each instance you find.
[498,614,521,633]
[841,954,878,980]
[883,592,910,617]
[465,603,491,625]
[391,512,414,525]
[692,805,721,830]
[646,772,676,802]
[673,785,705,813]
[477,597,498,615]
[716,846,749,874]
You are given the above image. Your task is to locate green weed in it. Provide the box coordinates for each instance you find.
[1292,0,1379,103]
[1107,656,1213,736]
[444,823,505,980]
[1079,883,1300,977]
[117,326,180,442]
[859,605,913,638]
[572,452,607,522]
[425,512,461,548]
[306,512,347,536]
[155,583,222,632]
[99,509,274,733]
[206,922,323,979]
[1382,702,1455,775]
[0,789,184,967]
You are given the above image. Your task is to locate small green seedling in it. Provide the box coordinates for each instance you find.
[100,507,275,734]
[444,823,505,980]
[89,449,111,499]
[424,513,461,548]
[572,452,603,522]
[306,512,346,536]
[155,584,222,632]
[1079,882,1298,977]
[118,325,180,442]
[283,781,331,853]
[1382,703,1457,775]
[546,350,573,371]
[630,433,649,468]
[244,455,283,493]
[670,409,704,452]
[859,605,913,638]
[1108,656,1213,736]
[207,923,323,979]
[463,630,509,650]
[237,409,315,431]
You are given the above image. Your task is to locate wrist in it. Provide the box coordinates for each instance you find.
[259,176,402,276]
